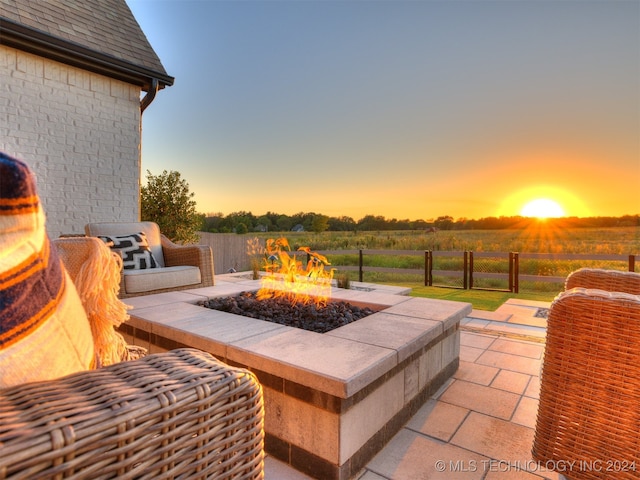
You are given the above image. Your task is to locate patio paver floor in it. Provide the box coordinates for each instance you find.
[264,299,562,480]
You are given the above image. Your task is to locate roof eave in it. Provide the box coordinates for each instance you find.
[0,18,174,91]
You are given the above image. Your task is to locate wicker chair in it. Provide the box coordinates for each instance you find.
[532,287,640,479]
[2,239,263,478]
[0,348,264,479]
[85,222,214,298]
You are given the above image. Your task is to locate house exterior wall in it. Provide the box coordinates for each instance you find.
[0,45,142,238]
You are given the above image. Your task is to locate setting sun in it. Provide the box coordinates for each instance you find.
[521,199,566,219]
[497,186,590,219]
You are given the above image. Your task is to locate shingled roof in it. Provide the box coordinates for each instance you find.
[0,0,174,91]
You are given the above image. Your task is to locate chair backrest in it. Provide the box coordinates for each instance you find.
[565,267,640,295]
[85,221,165,267]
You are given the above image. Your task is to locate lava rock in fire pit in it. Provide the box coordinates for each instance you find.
[200,291,376,333]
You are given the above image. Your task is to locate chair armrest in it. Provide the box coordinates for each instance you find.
[565,268,640,294]
[0,348,264,479]
[161,235,215,287]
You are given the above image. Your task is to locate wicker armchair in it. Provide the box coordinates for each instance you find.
[565,267,640,295]
[533,287,640,479]
[0,348,264,479]
[85,222,214,298]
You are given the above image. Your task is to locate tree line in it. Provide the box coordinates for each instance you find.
[203,211,640,233]
[139,169,638,242]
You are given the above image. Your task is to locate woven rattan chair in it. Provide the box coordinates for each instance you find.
[0,348,264,479]
[565,267,640,295]
[532,288,640,479]
[85,222,214,298]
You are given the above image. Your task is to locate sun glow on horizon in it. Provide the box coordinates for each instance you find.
[520,198,566,219]
[498,186,590,219]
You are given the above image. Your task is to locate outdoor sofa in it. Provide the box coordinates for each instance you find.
[85,222,214,298]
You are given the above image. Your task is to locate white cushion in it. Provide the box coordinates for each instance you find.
[123,266,201,294]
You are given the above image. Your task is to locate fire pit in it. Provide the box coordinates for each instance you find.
[200,291,377,333]
[120,243,471,479]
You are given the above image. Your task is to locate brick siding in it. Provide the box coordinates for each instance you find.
[0,45,142,238]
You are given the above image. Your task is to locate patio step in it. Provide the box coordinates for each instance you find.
[461,299,549,343]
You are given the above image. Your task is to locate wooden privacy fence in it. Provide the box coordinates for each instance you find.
[198,232,253,274]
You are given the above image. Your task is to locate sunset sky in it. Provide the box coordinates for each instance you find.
[126,0,639,221]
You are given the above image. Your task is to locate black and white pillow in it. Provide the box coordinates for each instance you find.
[98,232,158,270]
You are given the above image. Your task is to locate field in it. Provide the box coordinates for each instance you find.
[263,225,639,254]
[251,226,639,309]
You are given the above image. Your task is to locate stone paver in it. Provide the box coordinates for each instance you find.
[484,468,550,480]
[440,379,521,420]
[512,396,539,429]
[450,412,535,470]
[469,308,512,322]
[491,369,531,395]
[489,337,544,359]
[524,375,541,399]
[405,399,469,442]
[503,298,551,309]
[484,321,547,339]
[454,360,500,386]
[366,429,488,480]
[358,472,387,480]
[264,457,314,480]
[460,331,497,349]
[326,311,442,363]
[459,345,486,363]
[476,350,542,376]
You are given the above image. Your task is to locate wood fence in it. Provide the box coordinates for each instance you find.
[198,232,253,274]
[198,233,638,293]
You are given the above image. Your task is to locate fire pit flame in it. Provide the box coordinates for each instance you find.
[257,238,334,307]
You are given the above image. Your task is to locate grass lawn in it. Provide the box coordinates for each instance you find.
[401,284,559,311]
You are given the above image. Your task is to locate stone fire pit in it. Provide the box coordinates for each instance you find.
[119,278,471,480]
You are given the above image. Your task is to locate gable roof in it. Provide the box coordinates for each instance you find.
[0,0,174,91]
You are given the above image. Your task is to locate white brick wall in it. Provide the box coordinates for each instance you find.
[0,45,142,238]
